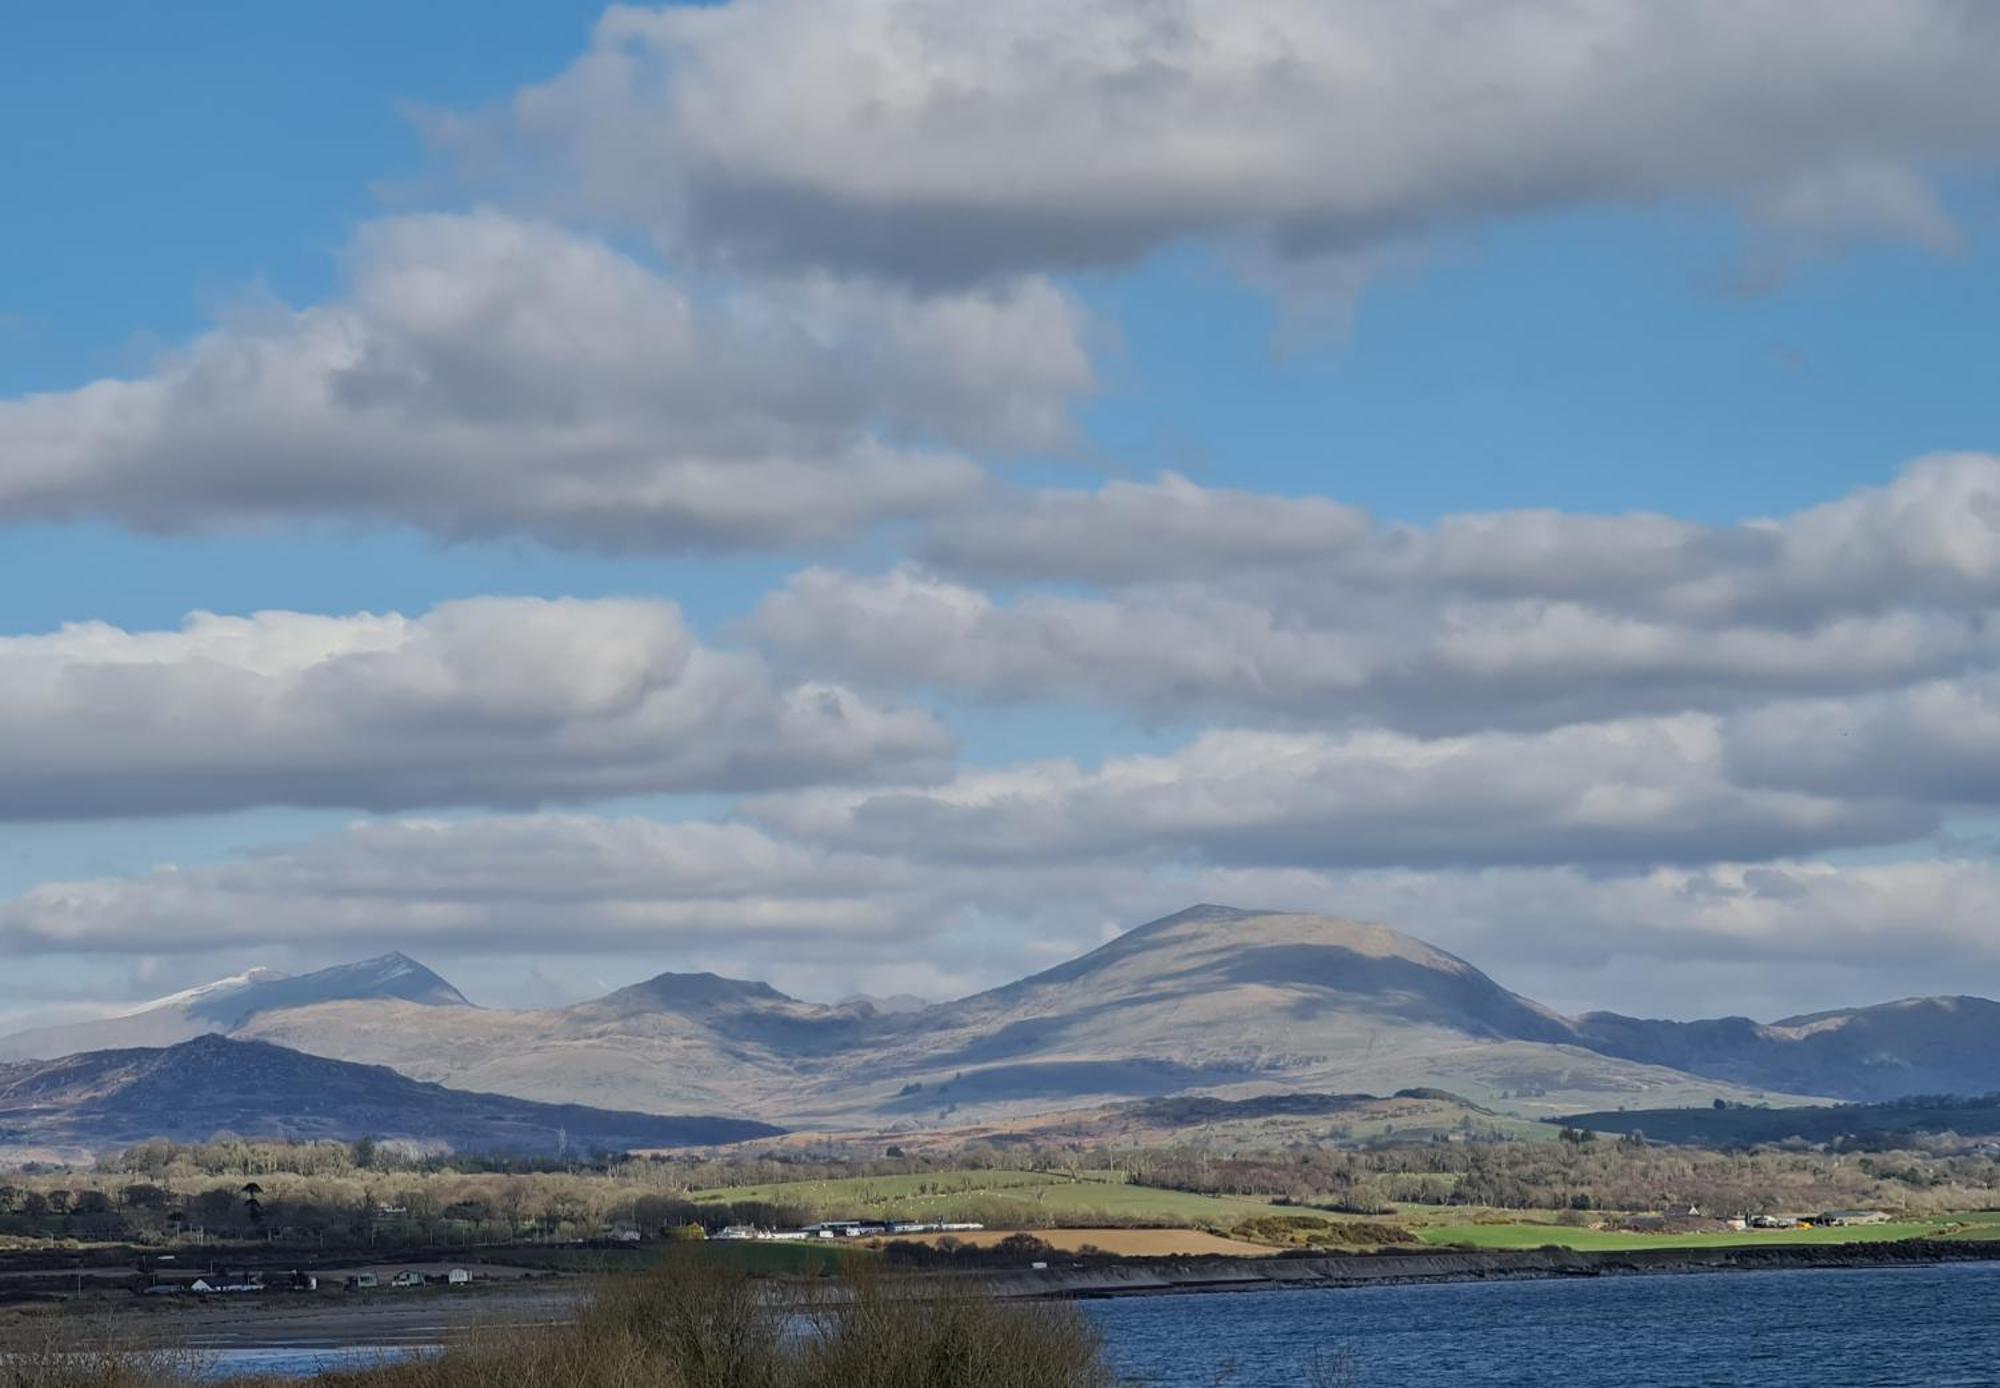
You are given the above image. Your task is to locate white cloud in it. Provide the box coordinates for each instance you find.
[0,598,949,818]
[919,472,1373,583]
[756,566,1999,732]
[0,212,1093,549]
[0,816,905,957]
[460,0,2000,283]
[924,454,2000,618]
[757,457,2000,731]
[748,718,1926,869]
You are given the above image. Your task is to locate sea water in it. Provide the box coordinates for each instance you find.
[1086,1262,2000,1386]
[200,1262,2000,1385]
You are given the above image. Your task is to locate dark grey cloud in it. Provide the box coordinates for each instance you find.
[1727,673,2000,805]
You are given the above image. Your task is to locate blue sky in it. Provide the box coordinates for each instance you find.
[6,1,2000,1024]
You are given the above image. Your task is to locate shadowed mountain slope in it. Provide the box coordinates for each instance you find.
[0,1034,779,1160]
[1578,995,2000,1101]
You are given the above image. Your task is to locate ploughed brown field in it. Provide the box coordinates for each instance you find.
[883,1227,1277,1257]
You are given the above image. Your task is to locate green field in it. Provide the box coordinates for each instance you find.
[1416,1219,1967,1251]
[687,1168,1299,1229]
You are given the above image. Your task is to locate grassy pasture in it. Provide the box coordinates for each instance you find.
[686,1167,1300,1228]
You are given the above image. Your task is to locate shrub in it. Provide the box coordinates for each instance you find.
[1232,1214,1414,1248]
[794,1269,1113,1388]
[111,1255,1119,1388]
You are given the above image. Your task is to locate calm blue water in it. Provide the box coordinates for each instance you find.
[203,1264,2000,1385]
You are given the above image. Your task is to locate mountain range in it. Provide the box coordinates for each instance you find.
[5,906,1997,1136]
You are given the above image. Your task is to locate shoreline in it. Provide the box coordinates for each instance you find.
[30,1239,1992,1351]
[1000,1237,2000,1300]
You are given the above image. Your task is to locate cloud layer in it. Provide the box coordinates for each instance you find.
[757,456,2000,731]
[0,598,948,818]
[8,451,1997,1016]
[7,811,1995,1020]
[474,0,2000,282]
[0,212,1091,550]
[747,719,1925,870]
[10,2,2000,1026]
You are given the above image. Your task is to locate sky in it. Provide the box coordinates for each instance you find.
[4,0,2000,1028]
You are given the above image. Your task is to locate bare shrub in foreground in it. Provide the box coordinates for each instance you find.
[795,1268,1115,1388]
[184,1255,1116,1387]
[0,1314,209,1388]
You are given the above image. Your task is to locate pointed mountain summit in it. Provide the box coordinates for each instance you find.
[585,971,796,1016]
[0,952,470,1062]
[192,952,471,1024]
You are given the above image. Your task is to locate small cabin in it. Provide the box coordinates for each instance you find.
[447,1268,472,1286]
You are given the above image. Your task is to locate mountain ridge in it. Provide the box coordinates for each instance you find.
[0,954,470,1063]
[8,905,1997,1125]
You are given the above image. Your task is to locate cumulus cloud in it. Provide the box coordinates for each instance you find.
[919,473,1372,583]
[0,598,949,818]
[755,566,1999,732]
[747,719,1925,870]
[0,212,1093,549]
[0,816,905,957]
[1726,672,2000,805]
[458,0,2000,284]
[752,460,2000,740]
[925,455,2000,619]
[755,457,2000,731]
